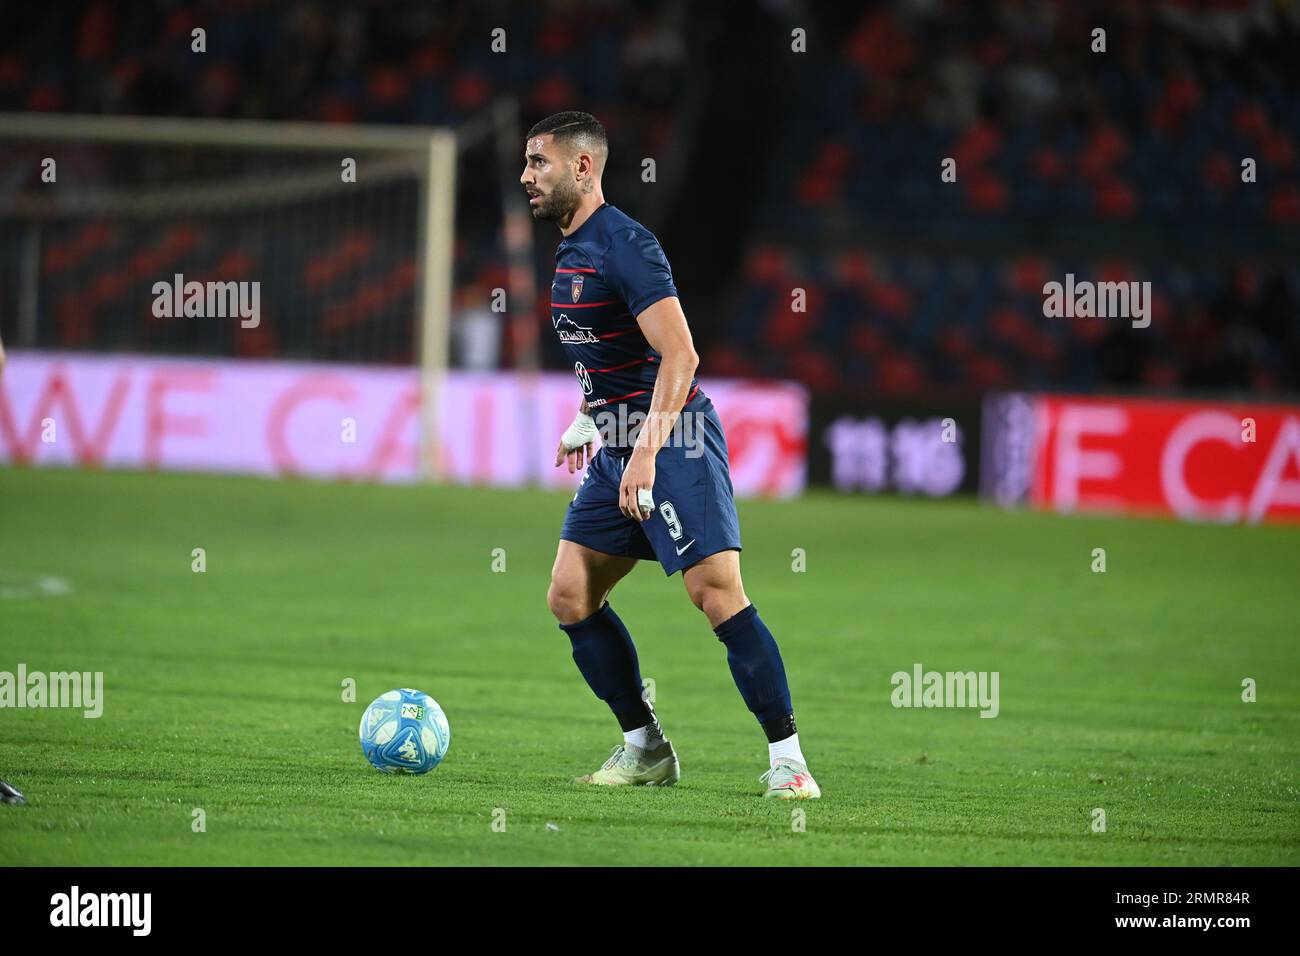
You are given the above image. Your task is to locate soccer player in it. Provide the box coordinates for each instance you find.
[521,112,820,799]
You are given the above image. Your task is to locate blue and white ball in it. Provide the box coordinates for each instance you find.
[359,688,451,774]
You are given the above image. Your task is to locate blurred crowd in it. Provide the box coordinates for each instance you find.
[737,0,1300,395]
[1,0,1296,396]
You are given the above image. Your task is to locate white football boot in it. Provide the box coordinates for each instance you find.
[759,757,821,799]
[575,740,680,787]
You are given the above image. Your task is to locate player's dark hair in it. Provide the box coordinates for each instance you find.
[526,111,608,165]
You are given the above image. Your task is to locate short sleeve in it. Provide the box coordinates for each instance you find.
[602,227,678,317]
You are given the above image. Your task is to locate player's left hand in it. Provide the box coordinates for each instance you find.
[619,449,656,522]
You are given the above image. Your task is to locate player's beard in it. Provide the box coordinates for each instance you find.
[531,178,581,225]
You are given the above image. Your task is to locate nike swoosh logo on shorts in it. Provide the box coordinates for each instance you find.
[675,539,696,556]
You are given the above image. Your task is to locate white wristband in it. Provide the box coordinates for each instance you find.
[561,411,599,451]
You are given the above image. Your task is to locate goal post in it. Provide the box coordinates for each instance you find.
[417,128,457,483]
[0,111,463,481]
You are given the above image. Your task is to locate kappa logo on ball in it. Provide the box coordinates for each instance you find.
[395,731,421,763]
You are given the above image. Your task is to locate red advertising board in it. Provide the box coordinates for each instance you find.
[0,352,808,498]
[983,393,1300,524]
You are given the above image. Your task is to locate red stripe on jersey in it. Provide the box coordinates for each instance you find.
[590,383,699,409]
[597,328,637,340]
[551,300,617,308]
[600,388,650,404]
[555,268,597,273]
[591,356,656,373]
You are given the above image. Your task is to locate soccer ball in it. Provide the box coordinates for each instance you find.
[359,688,451,774]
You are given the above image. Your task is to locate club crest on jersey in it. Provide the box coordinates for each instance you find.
[571,274,584,303]
[553,313,600,344]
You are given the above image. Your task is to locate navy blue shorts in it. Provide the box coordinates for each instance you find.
[559,394,742,576]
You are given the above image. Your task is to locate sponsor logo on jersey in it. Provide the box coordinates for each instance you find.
[574,361,593,394]
[553,313,600,344]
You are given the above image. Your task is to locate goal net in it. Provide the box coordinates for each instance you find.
[0,112,457,474]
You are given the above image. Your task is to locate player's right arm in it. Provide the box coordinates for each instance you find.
[555,400,597,473]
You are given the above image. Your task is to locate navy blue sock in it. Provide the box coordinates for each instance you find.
[560,603,656,733]
[713,604,794,731]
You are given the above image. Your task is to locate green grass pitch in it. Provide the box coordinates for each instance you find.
[1,465,1297,866]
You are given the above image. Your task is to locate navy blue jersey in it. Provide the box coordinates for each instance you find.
[551,203,701,449]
